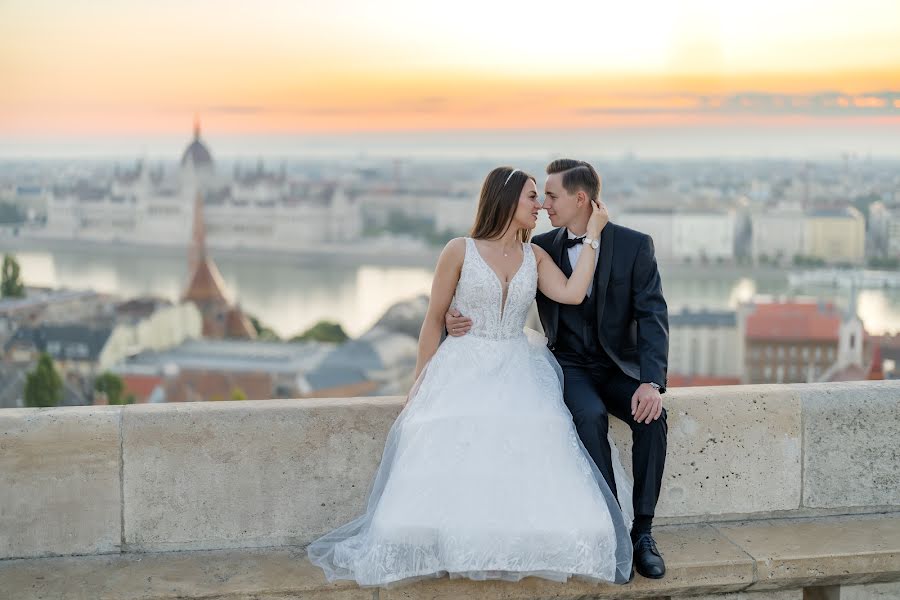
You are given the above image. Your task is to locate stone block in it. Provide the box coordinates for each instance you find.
[610,385,802,518]
[716,515,900,590]
[122,398,401,551]
[797,381,900,509]
[0,406,122,559]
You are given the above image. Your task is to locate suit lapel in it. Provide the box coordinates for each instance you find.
[552,226,567,268]
[594,223,615,327]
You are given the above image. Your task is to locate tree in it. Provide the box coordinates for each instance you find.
[248,314,281,341]
[94,371,133,405]
[868,256,900,270]
[24,353,63,407]
[291,320,349,343]
[230,387,248,400]
[1,254,25,298]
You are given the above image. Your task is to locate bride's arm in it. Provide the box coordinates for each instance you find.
[533,244,597,305]
[414,237,465,380]
[533,200,608,305]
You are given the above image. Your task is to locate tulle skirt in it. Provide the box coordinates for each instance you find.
[307,329,634,587]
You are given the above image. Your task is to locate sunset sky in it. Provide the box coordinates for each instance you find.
[2,0,899,156]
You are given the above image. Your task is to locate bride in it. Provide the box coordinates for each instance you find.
[307,166,634,587]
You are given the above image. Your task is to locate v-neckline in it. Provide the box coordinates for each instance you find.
[469,238,526,320]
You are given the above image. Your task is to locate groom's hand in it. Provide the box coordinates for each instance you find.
[631,383,663,424]
[445,309,472,337]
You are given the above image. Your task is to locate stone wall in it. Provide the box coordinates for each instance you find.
[2,380,898,560]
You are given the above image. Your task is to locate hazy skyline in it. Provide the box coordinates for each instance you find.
[2,0,899,157]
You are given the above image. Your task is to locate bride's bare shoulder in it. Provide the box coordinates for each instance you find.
[442,237,467,258]
[435,237,467,270]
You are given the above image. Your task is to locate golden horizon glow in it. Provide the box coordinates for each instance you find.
[2,0,899,136]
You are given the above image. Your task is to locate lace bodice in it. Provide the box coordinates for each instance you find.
[451,237,537,340]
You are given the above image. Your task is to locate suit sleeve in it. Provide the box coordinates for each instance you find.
[631,234,669,392]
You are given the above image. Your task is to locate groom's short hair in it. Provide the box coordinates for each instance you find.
[546,159,601,202]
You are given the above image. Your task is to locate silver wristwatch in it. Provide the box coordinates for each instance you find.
[646,382,661,391]
[582,237,599,250]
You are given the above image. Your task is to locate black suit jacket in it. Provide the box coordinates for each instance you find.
[532,223,669,392]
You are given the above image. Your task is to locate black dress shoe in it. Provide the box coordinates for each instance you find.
[632,532,666,579]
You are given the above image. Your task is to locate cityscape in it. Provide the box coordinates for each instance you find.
[1,119,899,407]
[3,1,900,597]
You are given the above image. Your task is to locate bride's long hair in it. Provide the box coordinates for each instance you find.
[470,166,536,243]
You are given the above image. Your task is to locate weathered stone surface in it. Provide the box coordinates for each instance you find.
[3,515,900,599]
[379,524,754,599]
[122,398,402,552]
[0,406,122,559]
[686,591,802,599]
[840,580,900,599]
[0,546,373,600]
[717,514,900,590]
[0,524,755,600]
[797,381,900,509]
[610,385,802,518]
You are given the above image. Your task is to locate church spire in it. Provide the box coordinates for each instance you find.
[188,190,207,276]
[193,114,201,140]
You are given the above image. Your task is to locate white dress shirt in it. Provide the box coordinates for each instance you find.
[566,228,600,297]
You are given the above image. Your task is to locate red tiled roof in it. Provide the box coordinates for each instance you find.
[121,374,163,402]
[745,301,841,342]
[667,374,742,388]
[226,307,257,339]
[163,369,273,402]
[182,257,229,305]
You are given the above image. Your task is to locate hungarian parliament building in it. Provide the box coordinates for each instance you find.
[35,122,364,251]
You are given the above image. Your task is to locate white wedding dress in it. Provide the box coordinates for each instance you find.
[307,238,634,587]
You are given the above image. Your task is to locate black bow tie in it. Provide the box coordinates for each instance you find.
[565,236,585,248]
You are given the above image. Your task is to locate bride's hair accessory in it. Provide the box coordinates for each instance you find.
[503,169,519,186]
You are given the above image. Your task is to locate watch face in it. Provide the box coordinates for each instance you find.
[591,240,599,250]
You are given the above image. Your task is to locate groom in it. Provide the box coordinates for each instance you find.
[446,159,669,580]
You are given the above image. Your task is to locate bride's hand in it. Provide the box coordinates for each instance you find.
[586,198,609,240]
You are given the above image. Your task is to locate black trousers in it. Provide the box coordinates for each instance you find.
[556,356,667,518]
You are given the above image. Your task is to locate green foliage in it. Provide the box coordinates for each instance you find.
[248,314,281,341]
[24,353,63,407]
[792,254,827,267]
[2,254,25,298]
[867,256,900,270]
[94,371,133,405]
[230,387,248,401]
[291,320,349,343]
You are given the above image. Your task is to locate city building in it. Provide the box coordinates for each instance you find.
[36,121,363,251]
[112,338,336,402]
[672,210,736,262]
[667,309,742,382]
[803,207,866,264]
[750,204,806,264]
[615,210,675,261]
[2,298,201,374]
[740,296,879,384]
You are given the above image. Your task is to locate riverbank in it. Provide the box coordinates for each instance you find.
[1,232,444,268]
[3,230,794,279]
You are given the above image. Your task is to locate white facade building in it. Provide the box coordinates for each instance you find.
[667,309,742,379]
[672,211,736,262]
[750,205,806,264]
[615,210,675,261]
[39,124,363,251]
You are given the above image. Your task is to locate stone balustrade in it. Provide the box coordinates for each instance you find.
[1,380,899,598]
